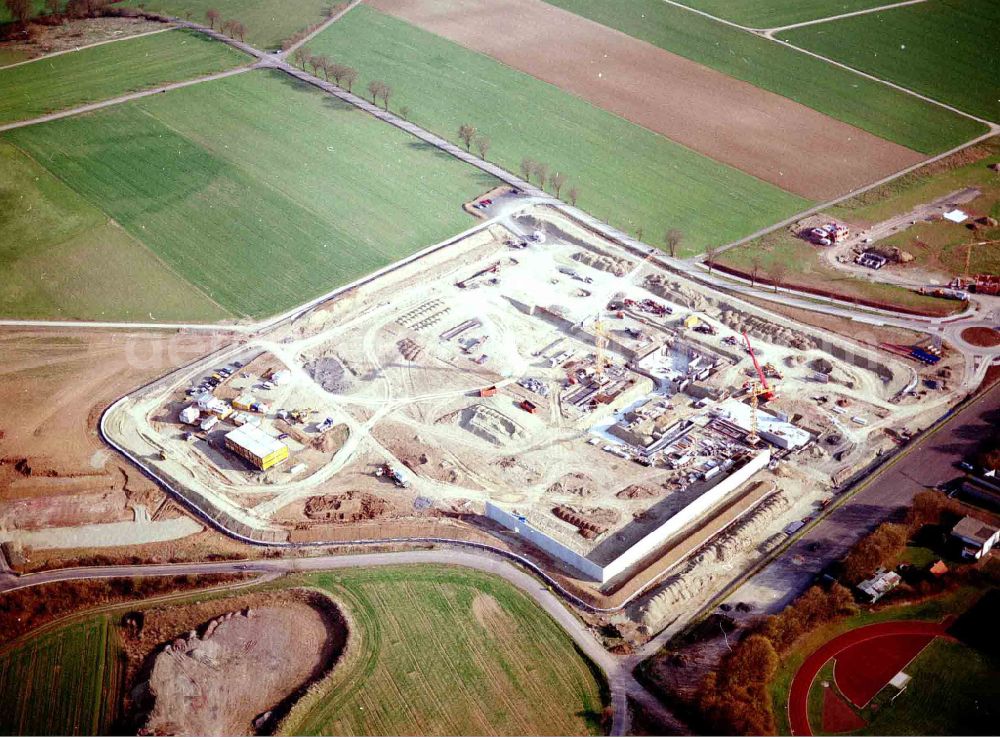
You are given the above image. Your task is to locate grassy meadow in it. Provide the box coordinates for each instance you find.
[667,0,890,28]
[0,29,247,124]
[118,0,337,49]
[0,140,230,321]
[3,69,495,318]
[308,5,810,256]
[0,615,125,735]
[784,0,1000,122]
[283,566,607,736]
[542,0,987,154]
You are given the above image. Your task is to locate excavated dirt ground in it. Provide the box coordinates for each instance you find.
[369,0,924,200]
[0,330,223,530]
[125,589,347,736]
[0,17,171,63]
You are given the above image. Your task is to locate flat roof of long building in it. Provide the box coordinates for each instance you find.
[224,424,285,458]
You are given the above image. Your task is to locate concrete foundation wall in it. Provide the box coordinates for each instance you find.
[485,502,604,580]
[602,449,770,581]
[487,449,770,583]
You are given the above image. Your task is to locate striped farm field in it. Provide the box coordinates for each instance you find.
[542,0,987,154]
[0,29,248,125]
[282,566,607,736]
[2,69,496,319]
[784,0,1000,122]
[308,5,810,256]
[0,615,125,735]
[667,0,891,28]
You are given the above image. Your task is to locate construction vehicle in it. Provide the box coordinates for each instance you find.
[761,362,784,380]
[375,463,410,488]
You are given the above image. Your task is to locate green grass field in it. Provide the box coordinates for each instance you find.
[283,566,607,736]
[0,29,247,125]
[784,0,1000,123]
[667,0,890,28]
[308,5,809,256]
[3,69,496,318]
[119,0,336,49]
[0,614,125,735]
[0,140,230,320]
[543,0,986,154]
[715,233,958,315]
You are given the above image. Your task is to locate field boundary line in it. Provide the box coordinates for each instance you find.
[0,25,178,71]
[763,0,928,33]
[283,0,362,56]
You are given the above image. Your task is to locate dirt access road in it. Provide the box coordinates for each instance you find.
[369,0,924,200]
[0,548,691,736]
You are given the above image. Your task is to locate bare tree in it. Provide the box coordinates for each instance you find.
[550,171,567,198]
[636,227,643,243]
[398,105,411,120]
[220,18,233,36]
[44,0,61,15]
[329,62,346,85]
[341,66,357,93]
[205,8,219,28]
[474,135,490,160]
[749,256,763,287]
[318,55,333,81]
[568,186,579,206]
[379,83,392,110]
[5,0,32,24]
[458,123,476,151]
[367,79,382,103]
[664,228,683,258]
[235,21,246,41]
[705,244,719,274]
[768,262,787,293]
[292,47,306,69]
[534,162,549,190]
[519,157,535,182]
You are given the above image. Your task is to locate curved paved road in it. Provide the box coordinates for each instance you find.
[0,549,690,736]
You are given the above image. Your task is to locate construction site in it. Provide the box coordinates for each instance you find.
[103,201,968,625]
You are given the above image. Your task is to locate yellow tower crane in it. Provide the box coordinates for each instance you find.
[593,318,610,378]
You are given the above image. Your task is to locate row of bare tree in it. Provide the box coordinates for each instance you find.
[4,0,110,27]
[204,9,245,42]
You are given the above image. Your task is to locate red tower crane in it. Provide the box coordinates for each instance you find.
[743,332,774,402]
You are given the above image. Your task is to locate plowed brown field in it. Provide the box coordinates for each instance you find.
[369,0,925,200]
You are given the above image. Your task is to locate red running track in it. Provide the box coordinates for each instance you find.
[787,619,948,735]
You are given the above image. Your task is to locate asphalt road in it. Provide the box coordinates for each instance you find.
[0,548,690,736]
[723,377,1000,618]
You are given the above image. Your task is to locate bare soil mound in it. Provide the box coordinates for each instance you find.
[304,491,389,522]
[124,589,347,736]
[962,326,1000,347]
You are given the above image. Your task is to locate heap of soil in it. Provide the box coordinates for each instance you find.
[616,484,659,500]
[962,327,1000,347]
[546,472,596,497]
[126,590,347,736]
[303,491,388,522]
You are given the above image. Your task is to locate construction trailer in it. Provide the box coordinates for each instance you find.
[224,424,289,471]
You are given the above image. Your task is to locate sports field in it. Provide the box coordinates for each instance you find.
[283,566,607,736]
[0,29,247,125]
[0,614,125,735]
[784,0,1000,123]
[118,0,335,49]
[669,0,889,28]
[0,140,230,321]
[3,69,496,319]
[542,0,987,154]
[308,6,809,256]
